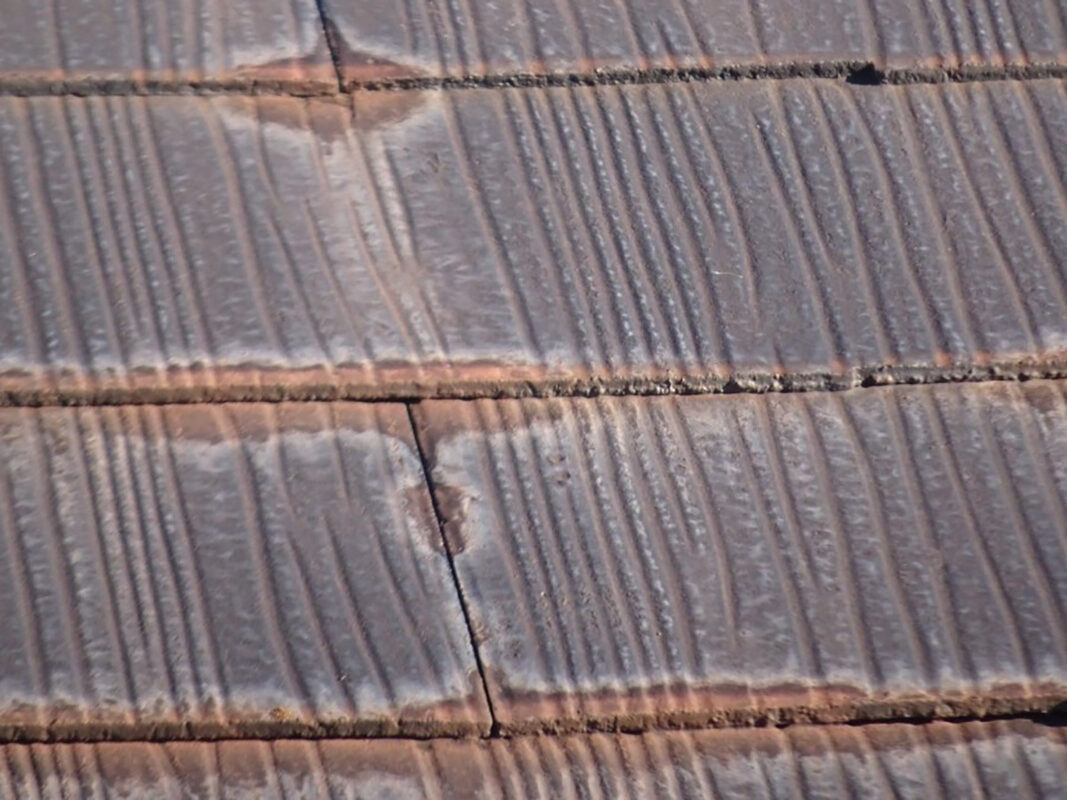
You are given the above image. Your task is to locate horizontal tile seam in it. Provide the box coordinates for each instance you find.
[0,60,1064,98]
[0,361,1064,408]
[0,705,1061,746]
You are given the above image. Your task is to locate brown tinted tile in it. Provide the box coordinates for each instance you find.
[0,403,488,739]
[0,721,1064,798]
[414,381,1067,731]
[0,0,334,90]
[321,0,1067,85]
[1,82,1065,401]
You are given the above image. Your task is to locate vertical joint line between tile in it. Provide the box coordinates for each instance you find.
[405,402,500,737]
[312,0,346,93]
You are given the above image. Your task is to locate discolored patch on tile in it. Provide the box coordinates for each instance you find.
[320,0,1067,85]
[414,381,1067,731]
[0,720,1063,798]
[0,81,1066,401]
[0,403,489,739]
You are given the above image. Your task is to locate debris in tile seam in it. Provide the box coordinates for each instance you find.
[412,382,1067,735]
[0,361,1065,408]
[3,83,1065,393]
[2,61,1067,97]
[2,720,1066,799]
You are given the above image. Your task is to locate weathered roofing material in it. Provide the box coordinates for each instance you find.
[0,81,1064,402]
[319,0,1067,85]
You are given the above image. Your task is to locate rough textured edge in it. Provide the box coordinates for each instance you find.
[0,357,1063,407]
[0,60,1065,96]
[491,683,1067,736]
[343,59,869,91]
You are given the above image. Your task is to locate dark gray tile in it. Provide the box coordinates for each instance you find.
[0,0,334,91]
[320,0,1067,85]
[0,403,488,739]
[414,381,1067,731]
[0,721,1063,798]
[1,82,1065,401]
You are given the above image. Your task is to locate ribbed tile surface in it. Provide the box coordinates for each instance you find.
[1,82,1065,400]
[415,381,1067,731]
[0,0,333,90]
[321,0,1067,84]
[0,721,1063,798]
[0,403,488,739]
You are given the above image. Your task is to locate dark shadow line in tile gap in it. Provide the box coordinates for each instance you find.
[0,701,1062,746]
[0,61,1065,98]
[0,360,1065,408]
[406,403,501,737]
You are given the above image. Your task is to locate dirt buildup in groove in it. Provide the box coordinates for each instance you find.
[0,691,1061,744]
[0,358,1065,408]
[0,61,1065,98]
